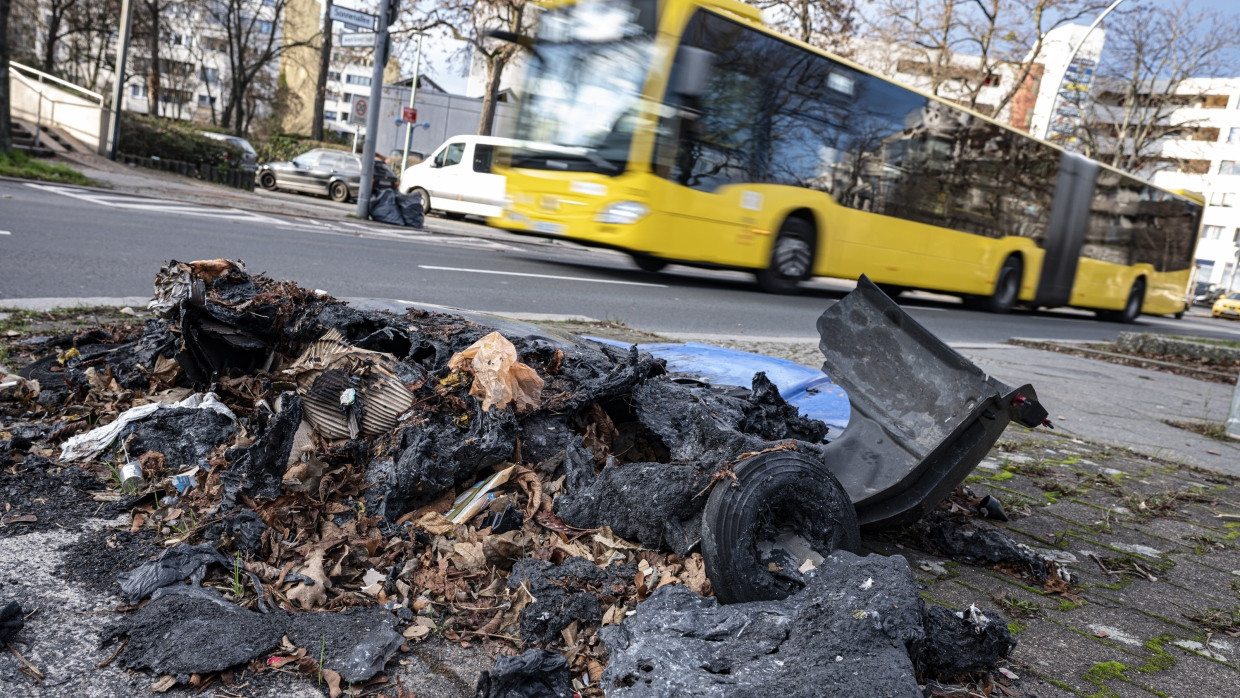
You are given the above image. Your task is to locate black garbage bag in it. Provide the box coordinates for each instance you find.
[397,193,425,228]
[369,188,405,226]
[0,601,23,648]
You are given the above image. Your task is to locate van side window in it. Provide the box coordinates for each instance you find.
[443,142,466,167]
[473,145,495,173]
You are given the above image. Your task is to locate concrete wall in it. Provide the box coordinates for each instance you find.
[9,72,103,150]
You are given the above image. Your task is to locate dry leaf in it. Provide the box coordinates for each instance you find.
[483,531,523,571]
[416,512,457,536]
[452,541,487,570]
[680,554,713,596]
[288,548,331,609]
[151,675,177,692]
[323,668,343,698]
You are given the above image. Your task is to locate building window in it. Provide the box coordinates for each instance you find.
[340,112,350,121]
[1228,127,1240,143]
[1204,225,1225,239]
[131,84,147,97]
[328,71,341,82]
[342,93,352,103]
[1220,160,1240,175]
[324,111,337,120]
[201,67,219,83]
[346,74,371,86]
[197,94,215,107]
[255,20,274,34]
[1209,192,1236,207]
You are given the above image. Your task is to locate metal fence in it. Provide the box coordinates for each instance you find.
[117,154,256,190]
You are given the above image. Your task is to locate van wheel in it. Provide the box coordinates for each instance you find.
[410,188,431,216]
[983,256,1022,313]
[756,217,815,294]
[444,212,466,221]
[1098,279,1145,323]
[329,181,349,203]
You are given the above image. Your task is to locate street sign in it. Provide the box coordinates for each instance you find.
[350,97,368,125]
[339,31,376,48]
[401,106,416,123]
[329,5,376,30]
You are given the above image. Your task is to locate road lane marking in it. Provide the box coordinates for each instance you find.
[419,265,668,288]
[0,231,11,236]
[25,183,288,223]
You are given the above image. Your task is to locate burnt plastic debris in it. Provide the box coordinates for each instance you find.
[917,605,1017,677]
[473,649,574,698]
[976,494,1009,521]
[920,517,1052,582]
[202,509,269,556]
[116,543,264,606]
[0,601,23,648]
[507,557,637,645]
[601,551,925,697]
[488,502,524,535]
[815,276,1048,529]
[109,585,403,686]
[219,394,303,510]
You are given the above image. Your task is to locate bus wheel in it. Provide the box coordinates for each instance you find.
[1099,280,1145,323]
[876,283,905,299]
[984,256,1023,313]
[630,253,668,273]
[756,217,815,294]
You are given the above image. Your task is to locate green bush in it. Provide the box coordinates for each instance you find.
[255,132,350,165]
[118,113,243,168]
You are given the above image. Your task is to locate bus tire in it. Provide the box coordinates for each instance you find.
[630,253,668,273]
[1099,279,1145,323]
[756,217,815,294]
[876,283,905,299]
[700,451,860,604]
[983,256,1023,314]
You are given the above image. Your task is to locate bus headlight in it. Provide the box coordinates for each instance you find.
[594,201,649,225]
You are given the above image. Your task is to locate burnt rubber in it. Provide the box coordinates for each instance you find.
[701,451,860,604]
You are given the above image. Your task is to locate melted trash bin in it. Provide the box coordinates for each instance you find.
[700,277,1047,603]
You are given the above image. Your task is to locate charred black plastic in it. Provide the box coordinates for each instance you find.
[817,276,1047,530]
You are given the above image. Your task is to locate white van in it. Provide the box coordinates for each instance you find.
[399,135,515,220]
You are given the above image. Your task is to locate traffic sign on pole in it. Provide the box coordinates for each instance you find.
[328,5,376,30]
[339,31,376,48]
[401,106,416,123]
[350,97,368,125]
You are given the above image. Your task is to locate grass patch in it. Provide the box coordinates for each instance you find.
[0,150,92,185]
[1166,335,1240,349]
[1163,419,1239,444]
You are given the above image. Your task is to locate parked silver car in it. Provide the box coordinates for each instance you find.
[200,132,258,171]
[257,149,398,203]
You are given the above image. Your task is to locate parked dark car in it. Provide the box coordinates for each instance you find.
[257,149,398,203]
[201,132,258,172]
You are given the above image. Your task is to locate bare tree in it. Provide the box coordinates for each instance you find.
[205,0,308,135]
[862,0,1109,119]
[40,0,82,73]
[133,0,176,115]
[417,0,536,135]
[1071,1,1239,175]
[59,0,121,92]
[748,0,856,52]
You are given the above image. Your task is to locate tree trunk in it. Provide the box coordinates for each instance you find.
[312,4,332,140]
[145,2,161,116]
[43,8,62,73]
[0,0,12,153]
[477,55,506,136]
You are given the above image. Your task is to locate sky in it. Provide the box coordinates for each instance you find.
[403,0,1240,97]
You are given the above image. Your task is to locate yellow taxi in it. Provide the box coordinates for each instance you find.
[1212,292,1240,319]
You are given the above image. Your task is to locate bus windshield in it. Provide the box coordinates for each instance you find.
[512,0,657,175]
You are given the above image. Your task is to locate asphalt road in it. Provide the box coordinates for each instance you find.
[3,177,1239,346]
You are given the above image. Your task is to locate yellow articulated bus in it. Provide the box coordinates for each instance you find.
[489,0,1203,321]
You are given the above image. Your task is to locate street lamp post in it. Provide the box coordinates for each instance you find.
[401,33,423,175]
[106,0,136,160]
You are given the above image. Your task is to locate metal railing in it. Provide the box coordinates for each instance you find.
[8,62,105,151]
[9,61,104,103]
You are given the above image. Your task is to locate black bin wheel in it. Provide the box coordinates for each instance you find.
[701,451,860,604]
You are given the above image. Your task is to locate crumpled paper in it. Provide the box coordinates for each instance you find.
[447,332,544,411]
